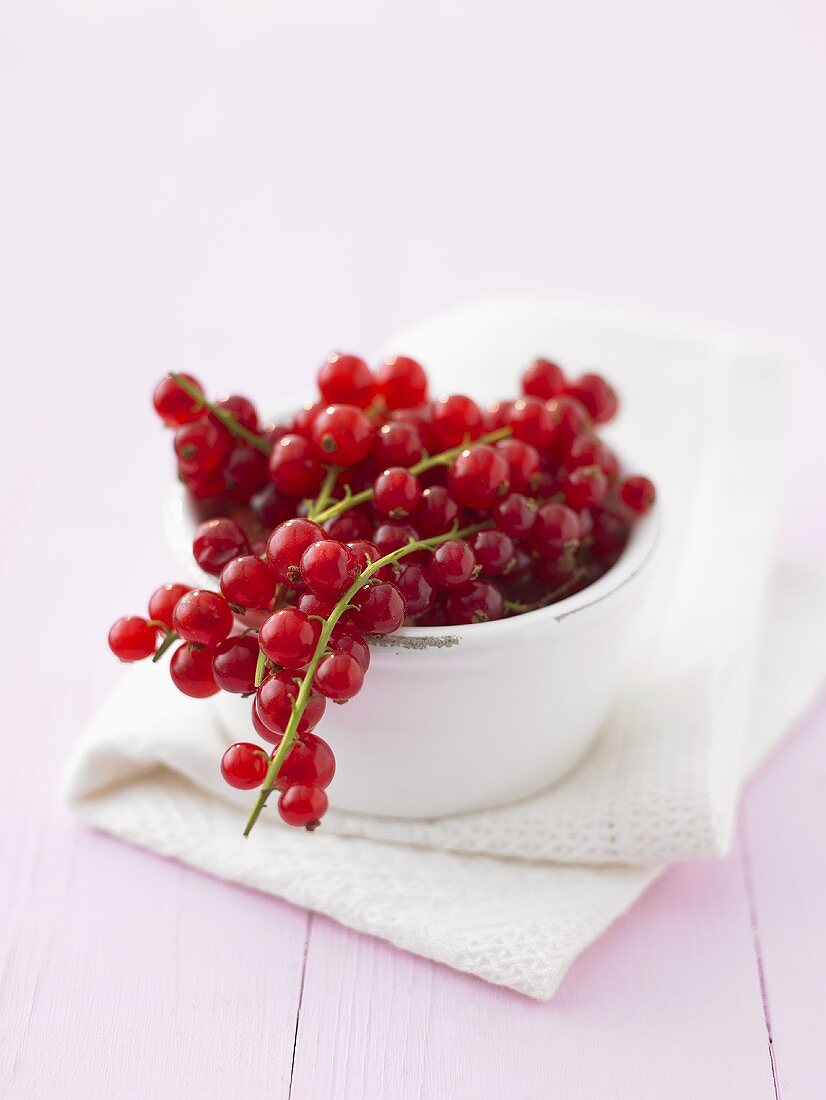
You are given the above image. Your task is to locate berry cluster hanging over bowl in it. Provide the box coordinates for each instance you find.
[108,353,656,835]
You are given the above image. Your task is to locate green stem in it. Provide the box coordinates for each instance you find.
[307,464,341,521]
[254,648,269,688]
[312,426,512,525]
[243,521,488,836]
[152,629,179,663]
[169,373,272,455]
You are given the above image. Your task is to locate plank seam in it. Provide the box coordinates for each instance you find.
[740,836,782,1100]
[288,911,313,1099]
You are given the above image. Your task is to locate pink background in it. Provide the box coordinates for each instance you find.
[1,2,825,1096]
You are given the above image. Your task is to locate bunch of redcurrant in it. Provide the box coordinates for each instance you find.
[109,352,655,834]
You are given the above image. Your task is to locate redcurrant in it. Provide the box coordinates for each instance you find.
[172,590,235,647]
[108,616,158,662]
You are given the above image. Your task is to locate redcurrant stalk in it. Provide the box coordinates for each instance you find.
[168,373,272,456]
[243,520,490,836]
[502,567,588,616]
[306,464,342,521]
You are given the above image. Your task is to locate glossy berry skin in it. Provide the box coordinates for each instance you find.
[318,353,375,408]
[213,393,258,432]
[169,643,220,698]
[494,493,536,538]
[174,420,230,474]
[108,616,158,661]
[470,529,514,576]
[300,539,360,599]
[255,672,326,737]
[347,540,395,583]
[152,373,205,426]
[313,652,364,701]
[272,732,336,790]
[292,401,325,438]
[547,396,591,452]
[330,626,371,671]
[506,397,554,451]
[374,356,428,409]
[565,433,612,473]
[620,475,656,514]
[373,467,422,519]
[371,420,423,468]
[564,373,618,424]
[372,522,422,559]
[521,358,565,400]
[563,465,608,511]
[394,561,435,616]
[351,581,406,634]
[324,508,373,543]
[312,404,373,466]
[220,742,268,789]
[268,433,325,498]
[530,503,582,561]
[446,580,504,625]
[414,485,460,537]
[211,635,259,694]
[494,438,541,494]
[220,556,276,610]
[192,518,250,576]
[448,445,510,510]
[428,395,484,450]
[259,607,320,669]
[266,518,326,586]
[428,539,476,589]
[147,584,191,629]
[251,483,297,530]
[172,590,234,647]
[223,445,269,500]
[278,783,328,828]
[297,592,338,619]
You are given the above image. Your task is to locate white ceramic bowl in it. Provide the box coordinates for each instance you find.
[166,485,658,819]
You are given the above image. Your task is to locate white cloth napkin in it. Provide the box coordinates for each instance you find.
[65,304,826,999]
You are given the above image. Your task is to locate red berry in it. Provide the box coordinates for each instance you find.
[148,583,191,629]
[506,397,554,451]
[297,592,338,619]
[220,556,276,610]
[181,467,225,500]
[428,539,476,589]
[521,358,565,400]
[530,503,581,561]
[351,581,406,634]
[300,540,359,599]
[174,420,231,474]
[223,445,269,500]
[591,507,629,563]
[394,561,435,615]
[108,616,158,661]
[259,607,320,669]
[374,356,428,409]
[318,353,375,408]
[272,732,336,790]
[192,518,250,576]
[494,493,536,537]
[470,529,514,576]
[373,467,423,519]
[292,401,325,438]
[372,521,421,559]
[494,438,541,494]
[446,580,504,625]
[448,445,510,510]
[372,421,424,468]
[313,652,364,701]
[251,483,297,529]
[170,643,220,697]
[546,396,591,452]
[268,434,325,498]
[564,373,618,424]
[563,465,608,511]
[152,373,205,427]
[266,518,326,586]
[211,635,260,693]
[414,485,460,537]
[324,508,373,542]
[312,405,374,467]
[565,433,611,472]
[429,395,484,450]
[172,590,234,647]
[278,783,328,828]
[213,393,258,432]
[221,742,268,789]
[329,626,371,671]
[347,540,394,583]
[620,475,656,514]
[255,672,326,736]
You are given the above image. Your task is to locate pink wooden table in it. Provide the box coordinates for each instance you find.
[2,2,825,1095]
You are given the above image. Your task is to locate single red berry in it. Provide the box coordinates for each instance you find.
[470,529,515,576]
[427,539,476,589]
[446,580,504,625]
[620,475,656,514]
[394,561,435,615]
[278,783,328,828]
[448,445,510,510]
[212,393,259,432]
[351,582,406,634]
[272,732,336,790]
[318,353,375,408]
[314,651,364,701]
[311,405,374,467]
[324,508,373,542]
[591,507,629,563]
[148,583,191,629]
[372,421,424,468]
[373,467,423,519]
[174,420,231,474]
[291,401,325,438]
[172,590,234,647]
[297,592,338,619]
[329,626,371,671]
[223,445,269,501]
[268,434,325,498]
[506,397,554,451]
[564,373,618,424]
[211,635,260,694]
[563,465,608,511]
[374,356,428,409]
[300,540,360,599]
[546,396,591,452]
[192,518,250,576]
[259,607,321,669]
[485,400,511,431]
[152,373,205,427]
[429,395,484,450]
[530,502,582,561]
[521,358,565,400]
[251,697,274,741]
[251,483,297,529]
[414,485,460,537]
[372,522,422,559]
[220,742,269,789]
[494,438,541,493]
[255,672,326,737]
[347,540,395,583]
[220,556,276,610]
[170,643,220,697]
[564,433,610,473]
[494,493,536,538]
[266,518,326,586]
[181,467,226,500]
[108,616,158,661]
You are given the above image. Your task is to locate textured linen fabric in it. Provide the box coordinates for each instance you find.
[65,307,826,998]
